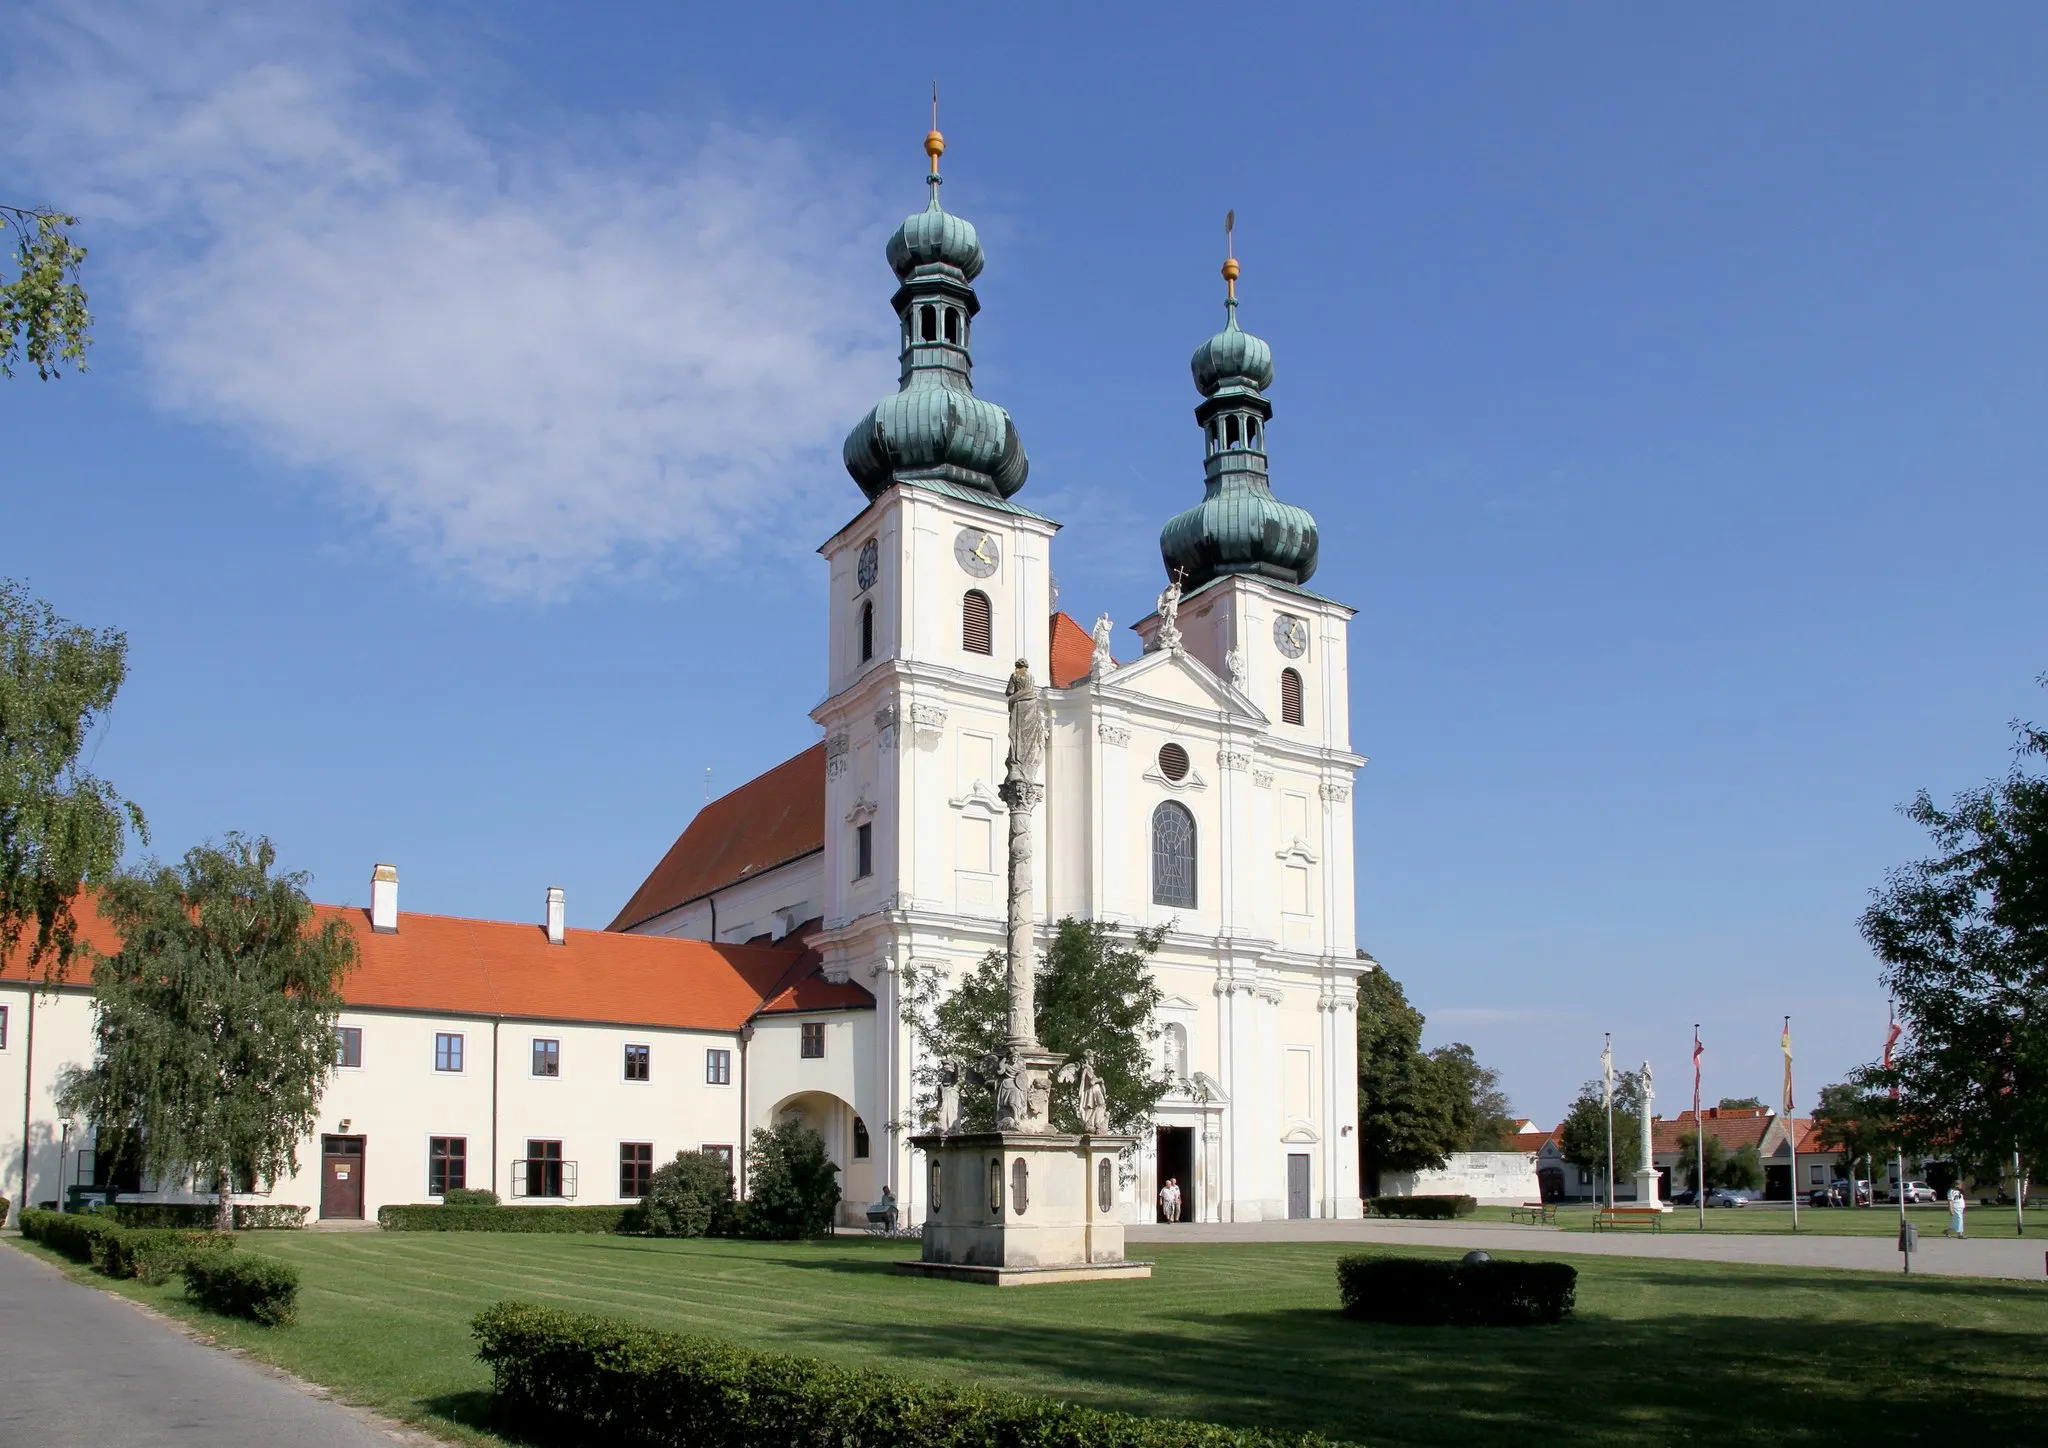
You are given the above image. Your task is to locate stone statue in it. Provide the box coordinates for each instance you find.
[997,1058,1031,1132]
[1090,613,1115,679]
[936,1057,967,1134]
[1003,659,1043,790]
[1225,648,1247,690]
[1154,575,1184,654]
[1078,1057,1110,1136]
[1026,1069,1052,1129]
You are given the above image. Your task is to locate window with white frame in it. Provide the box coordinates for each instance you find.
[434,1032,463,1072]
[335,1026,362,1068]
[623,1043,650,1082]
[531,1038,560,1077]
[705,1048,732,1085]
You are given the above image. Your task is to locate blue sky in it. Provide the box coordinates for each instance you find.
[6,2,2045,1123]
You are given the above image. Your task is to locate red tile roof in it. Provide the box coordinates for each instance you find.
[1050,610,1100,688]
[6,894,871,1032]
[1651,1107,1775,1155]
[609,744,826,931]
[1511,1129,1558,1153]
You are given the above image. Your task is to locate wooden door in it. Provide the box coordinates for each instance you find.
[321,1135,365,1219]
[1287,1153,1311,1219]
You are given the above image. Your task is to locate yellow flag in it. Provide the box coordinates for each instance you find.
[1780,1019,1794,1115]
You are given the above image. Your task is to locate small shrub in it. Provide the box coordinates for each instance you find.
[641,1151,735,1238]
[1336,1254,1577,1326]
[1365,1194,1477,1220]
[441,1187,501,1207]
[377,1203,634,1233]
[102,1228,236,1284]
[473,1301,1344,1447]
[232,1203,310,1229]
[185,1254,300,1326]
[742,1120,841,1239]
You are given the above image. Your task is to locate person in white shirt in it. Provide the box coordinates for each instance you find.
[1947,1186,1966,1239]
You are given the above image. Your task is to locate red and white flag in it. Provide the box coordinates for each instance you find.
[1884,1002,1902,1101]
[1692,1026,1703,1117]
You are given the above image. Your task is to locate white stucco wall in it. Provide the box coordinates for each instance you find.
[1381,1151,1543,1205]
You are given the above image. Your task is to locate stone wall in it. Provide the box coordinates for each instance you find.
[1379,1151,1541,1205]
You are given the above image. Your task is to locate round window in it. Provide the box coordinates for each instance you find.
[1158,743,1190,781]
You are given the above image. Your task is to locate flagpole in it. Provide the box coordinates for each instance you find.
[1784,1015,1800,1232]
[1602,1033,1616,1211]
[1694,1024,1706,1230]
[1888,999,1904,1228]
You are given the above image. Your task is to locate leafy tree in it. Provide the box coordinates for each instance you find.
[1,205,90,379]
[1721,1141,1765,1193]
[1429,1042,1518,1150]
[1811,1081,1897,1198]
[1355,963,1463,1192]
[1676,1130,1728,1190]
[641,1150,734,1238]
[57,836,357,1230]
[1,581,146,983]
[1860,687,2048,1185]
[1558,1071,1643,1201]
[900,918,1168,1136]
[1716,1096,1765,1111]
[742,1120,840,1239]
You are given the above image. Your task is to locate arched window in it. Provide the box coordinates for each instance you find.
[944,308,959,344]
[1248,418,1262,449]
[1207,421,1219,456]
[853,1116,871,1160]
[962,589,993,655]
[1163,1022,1189,1082]
[859,600,874,663]
[1225,415,1242,448]
[1151,801,1197,908]
[920,304,937,342]
[1280,667,1304,726]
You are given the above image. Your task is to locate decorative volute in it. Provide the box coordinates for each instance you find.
[1160,218,1318,589]
[842,115,1029,500]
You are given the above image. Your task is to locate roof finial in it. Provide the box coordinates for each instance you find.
[926,82,945,194]
[1222,208,1240,307]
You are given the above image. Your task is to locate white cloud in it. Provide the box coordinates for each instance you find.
[8,2,896,595]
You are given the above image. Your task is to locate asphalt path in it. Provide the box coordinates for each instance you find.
[0,1241,417,1447]
[1125,1216,2048,1280]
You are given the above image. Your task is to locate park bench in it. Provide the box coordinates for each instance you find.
[1509,1202,1557,1225]
[1593,1208,1663,1233]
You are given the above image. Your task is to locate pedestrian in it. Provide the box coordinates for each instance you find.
[1168,1177,1183,1223]
[1158,1178,1172,1222]
[879,1184,898,1234]
[1947,1186,1966,1240]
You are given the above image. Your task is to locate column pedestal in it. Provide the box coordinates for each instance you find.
[897,1131,1152,1286]
[1632,1167,1669,1210]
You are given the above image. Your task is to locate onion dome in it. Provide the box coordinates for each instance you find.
[844,124,1026,500]
[1160,239,1319,588]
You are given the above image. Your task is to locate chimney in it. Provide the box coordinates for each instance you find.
[370,863,399,934]
[545,886,566,946]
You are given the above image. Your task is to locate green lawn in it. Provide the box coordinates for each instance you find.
[1543,1202,2027,1236]
[11,1231,2048,1448]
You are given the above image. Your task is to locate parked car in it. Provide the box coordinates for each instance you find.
[1705,1188,1750,1208]
[1670,1186,1702,1207]
[1891,1180,1937,1204]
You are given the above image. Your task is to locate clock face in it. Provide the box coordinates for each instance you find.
[1274,614,1309,659]
[954,527,1001,578]
[856,538,879,593]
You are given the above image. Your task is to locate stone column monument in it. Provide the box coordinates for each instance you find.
[1632,1061,1666,1208]
[898,661,1151,1284]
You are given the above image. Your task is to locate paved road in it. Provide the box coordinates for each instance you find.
[1127,1216,2048,1281]
[0,1242,416,1447]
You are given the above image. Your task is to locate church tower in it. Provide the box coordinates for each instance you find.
[811,123,1059,1209]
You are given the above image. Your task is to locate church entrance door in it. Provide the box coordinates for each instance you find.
[1287,1153,1311,1219]
[1155,1126,1194,1222]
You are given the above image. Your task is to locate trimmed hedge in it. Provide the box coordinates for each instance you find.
[441,1188,501,1207]
[101,1227,236,1285]
[1336,1254,1577,1326]
[185,1254,300,1326]
[474,1301,1343,1447]
[19,1209,236,1286]
[1365,1195,1477,1220]
[379,1203,638,1233]
[19,1207,123,1264]
[110,1202,309,1231]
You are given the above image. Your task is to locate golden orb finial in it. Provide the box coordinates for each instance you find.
[926,129,945,164]
[1222,209,1239,300]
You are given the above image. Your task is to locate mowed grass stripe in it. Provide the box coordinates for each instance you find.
[12,1231,2047,1448]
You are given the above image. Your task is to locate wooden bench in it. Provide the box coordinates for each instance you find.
[1509,1202,1557,1225]
[1593,1208,1664,1233]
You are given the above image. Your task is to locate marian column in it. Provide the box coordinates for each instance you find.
[1001,659,1044,1053]
[1633,1061,1664,1207]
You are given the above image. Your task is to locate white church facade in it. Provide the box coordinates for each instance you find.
[4,130,1366,1228]
[612,128,1368,1224]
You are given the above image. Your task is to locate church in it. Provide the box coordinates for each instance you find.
[3,126,1366,1229]
[609,124,1368,1224]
